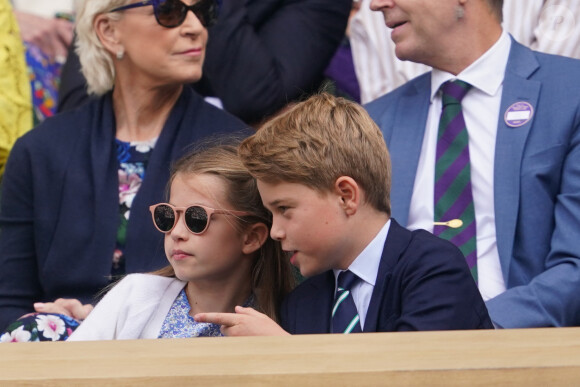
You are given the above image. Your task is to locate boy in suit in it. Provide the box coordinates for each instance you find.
[195,93,492,334]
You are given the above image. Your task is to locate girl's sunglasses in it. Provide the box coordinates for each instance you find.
[149,203,250,235]
[109,0,217,28]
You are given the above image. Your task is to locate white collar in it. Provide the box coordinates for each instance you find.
[334,219,391,287]
[430,30,511,100]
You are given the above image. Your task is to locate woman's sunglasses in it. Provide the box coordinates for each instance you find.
[149,203,250,235]
[109,0,217,28]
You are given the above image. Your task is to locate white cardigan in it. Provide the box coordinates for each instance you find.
[69,274,186,341]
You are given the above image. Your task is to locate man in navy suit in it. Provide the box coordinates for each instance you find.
[195,93,492,335]
[366,0,580,327]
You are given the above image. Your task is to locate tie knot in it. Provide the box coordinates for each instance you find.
[337,270,359,291]
[441,80,472,106]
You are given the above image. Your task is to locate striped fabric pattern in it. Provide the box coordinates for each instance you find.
[331,271,362,334]
[434,80,478,282]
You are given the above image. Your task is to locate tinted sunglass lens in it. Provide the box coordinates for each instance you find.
[185,206,209,233]
[155,0,187,27]
[154,205,176,232]
[193,0,216,27]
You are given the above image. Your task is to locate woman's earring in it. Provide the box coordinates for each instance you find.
[116,48,124,60]
[455,5,465,20]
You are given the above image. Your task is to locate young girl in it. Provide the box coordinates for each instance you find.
[68,143,295,340]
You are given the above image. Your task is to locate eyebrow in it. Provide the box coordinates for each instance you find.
[266,199,282,208]
[266,198,293,208]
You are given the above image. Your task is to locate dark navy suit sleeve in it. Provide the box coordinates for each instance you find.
[201,0,351,123]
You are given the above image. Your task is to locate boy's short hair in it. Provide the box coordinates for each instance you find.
[239,93,392,216]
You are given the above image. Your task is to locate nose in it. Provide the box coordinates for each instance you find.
[169,213,190,241]
[370,0,394,11]
[269,218,285,241]
[181,7,205,35]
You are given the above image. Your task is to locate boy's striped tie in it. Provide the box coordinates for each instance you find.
[331,270,362,334]
[434,80,478,282]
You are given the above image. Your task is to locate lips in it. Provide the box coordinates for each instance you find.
[176,47,203,56]
[287,251,298,267]
[387,20,407,29]
[172,250,192,261]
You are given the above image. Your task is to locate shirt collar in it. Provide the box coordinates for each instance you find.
[334,219,391,287]
[430,30,511,101]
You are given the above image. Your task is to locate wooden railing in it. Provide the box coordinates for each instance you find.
[1,328,580,385]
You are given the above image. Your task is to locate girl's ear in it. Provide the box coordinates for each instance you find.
[241,222,269,255]
[94,14,123,58]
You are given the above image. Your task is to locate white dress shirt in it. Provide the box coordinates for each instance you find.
[333,219,391,329]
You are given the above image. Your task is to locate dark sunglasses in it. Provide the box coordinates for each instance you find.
[149,203,250,235]
[109,0,217,28]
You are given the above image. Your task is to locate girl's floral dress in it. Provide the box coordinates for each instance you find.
[158,291,256,338]
[0,138,156,342]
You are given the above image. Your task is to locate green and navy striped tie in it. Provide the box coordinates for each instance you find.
[331,270,362,334]
[434,80,478,282]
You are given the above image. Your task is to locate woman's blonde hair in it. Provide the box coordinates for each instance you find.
[75,0,130,95]
[153,138,295,323]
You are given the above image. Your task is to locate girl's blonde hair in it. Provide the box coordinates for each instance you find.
[153,139,295,322]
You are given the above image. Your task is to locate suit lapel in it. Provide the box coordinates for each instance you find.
[494,39,541,279]
[364,220,409,332]
[388,77,432,226]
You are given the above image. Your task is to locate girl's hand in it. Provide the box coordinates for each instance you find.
[195,306,290,336]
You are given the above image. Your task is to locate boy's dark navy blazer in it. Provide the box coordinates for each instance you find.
[280,219,493,333]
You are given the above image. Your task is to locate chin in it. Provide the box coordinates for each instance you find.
[299,265,324,278]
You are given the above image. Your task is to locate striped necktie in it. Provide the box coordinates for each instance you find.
[434,80,478,282]
[332,270,362,334]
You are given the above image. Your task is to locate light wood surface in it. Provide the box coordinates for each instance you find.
[1,328,580,385]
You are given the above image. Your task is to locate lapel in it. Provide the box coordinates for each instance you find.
[89,93,121,260]
[363,219,409,332]
[494,39,541,278]
[295,272,335,334]
[388,76,432,226]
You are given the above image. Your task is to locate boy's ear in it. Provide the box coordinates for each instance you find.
[94,14,123,58]
[334,176,359,216]
[241,222,269,255]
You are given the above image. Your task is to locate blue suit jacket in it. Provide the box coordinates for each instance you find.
[280,220,492,333]
[366,39,580,327]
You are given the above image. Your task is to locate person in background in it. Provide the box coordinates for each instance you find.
[0,0,32,177]
[366,0,580,327]
[12,0,76,124]
[0,0,246,338]
[57,0,352,126]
